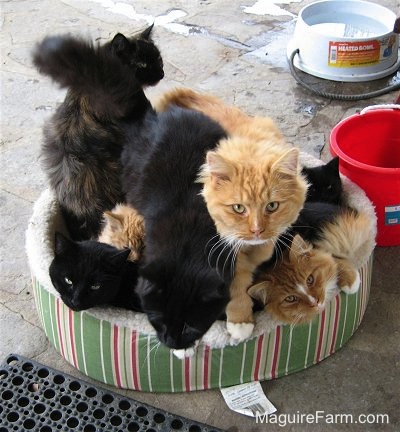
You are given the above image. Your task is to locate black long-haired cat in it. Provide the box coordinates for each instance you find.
[49,232,142,312]
[32,25,163,240]
[302,157,343,205]
[121,107,233,350]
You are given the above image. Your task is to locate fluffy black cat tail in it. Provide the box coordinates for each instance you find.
[32,35,150,119]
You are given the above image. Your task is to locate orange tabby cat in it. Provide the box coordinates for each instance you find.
[249,234,338,325]
[159,88,308,341]
[156,87,283,143]
[249,208,373,324]
[98,204,145,262]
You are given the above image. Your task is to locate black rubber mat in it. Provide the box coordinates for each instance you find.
[0,354,224,432]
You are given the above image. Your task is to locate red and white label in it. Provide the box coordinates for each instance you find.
[328,40,380,67]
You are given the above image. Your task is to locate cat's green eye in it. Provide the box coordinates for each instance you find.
[306,275,314,285]
[285,295,298,303]
[90,283,101,291]
[64,277,73,285]
[232,204,246,215]
[266,201,279,213]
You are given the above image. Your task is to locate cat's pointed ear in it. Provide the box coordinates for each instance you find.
[141,23,154,40]
[273,147,299,175]
[206,151,232,186]
[248,282,270,305]
[111,33,131,54]
[103,211,123,233]
[290,234,312,262]
[54,232,74,256]
[327,156,339,173]
[109,248,131,269]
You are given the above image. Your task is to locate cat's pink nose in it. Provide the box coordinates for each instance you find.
[251,227,265,237]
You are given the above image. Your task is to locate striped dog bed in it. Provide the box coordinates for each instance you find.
[26,155,376,392]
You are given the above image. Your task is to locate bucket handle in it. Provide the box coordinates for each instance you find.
[360,104,400,115]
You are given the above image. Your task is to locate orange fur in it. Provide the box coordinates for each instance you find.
[310,207,373,294]
[98,204,145,262]
[313,208,374,268]
[249,235,338,325]
[156,87,283,143]
[158,88,308,340]
[248,207,372,325]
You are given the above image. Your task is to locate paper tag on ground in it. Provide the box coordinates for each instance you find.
[220,382,276,417]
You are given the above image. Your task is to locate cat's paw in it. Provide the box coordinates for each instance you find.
[341,272,361,295]
[227,322,254,342]
[172,343,198,359]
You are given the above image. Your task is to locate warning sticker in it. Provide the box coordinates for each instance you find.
[328,40,380,67]
[385,205,400,226]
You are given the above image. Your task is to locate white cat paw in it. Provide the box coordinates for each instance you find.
[227,322,254,342]
[172,343,198,359]
[341,272,361,295]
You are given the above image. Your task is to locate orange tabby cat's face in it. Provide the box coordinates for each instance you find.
[98,204,145,261]
[249,235,338,325]
[199,139,308,245]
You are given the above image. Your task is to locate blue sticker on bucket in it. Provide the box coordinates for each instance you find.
[385,205,400,225]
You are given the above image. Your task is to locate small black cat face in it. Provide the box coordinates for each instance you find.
[302,157,342,205]
[137,262,229,350]
[49,232,130,311]
[109,25,164,86]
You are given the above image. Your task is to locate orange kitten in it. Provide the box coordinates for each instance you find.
[249,235,338,325]
[249,208,374,325]
[163,89,308,341]
[98,204,145,262]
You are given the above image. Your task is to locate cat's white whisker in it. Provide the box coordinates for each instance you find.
[273,242,284,268]
[204,234,222,253]
[207,236,227,269]
[207,236,232,278]
[151,341,162,369]
[275,235,293,258]
[221,241,238,279]
[142,339,161,370]
[218,234,243,277]
[230,239,245,278]
[230,245,240,278]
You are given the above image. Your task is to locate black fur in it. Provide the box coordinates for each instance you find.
[108,25,164,87]
[32,26,163,240]
[121,107,233,350]
[289,201,343,242]
[302,157,343,205]
[49,232,142,312]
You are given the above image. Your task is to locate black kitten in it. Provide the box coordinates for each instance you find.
[121,107,233,350]
[302,157,343,205]
[49,232,142,312]
[32,26,163,240]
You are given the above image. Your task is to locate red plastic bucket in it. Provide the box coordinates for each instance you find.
[330,105,400,246]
